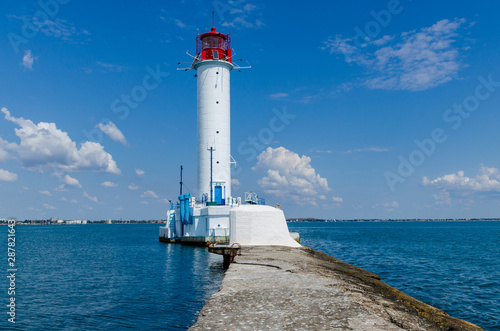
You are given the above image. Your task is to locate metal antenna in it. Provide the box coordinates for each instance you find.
[212,11,215,27]
[180,165,183,195]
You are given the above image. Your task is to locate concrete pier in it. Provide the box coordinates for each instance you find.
[189,246,483,331]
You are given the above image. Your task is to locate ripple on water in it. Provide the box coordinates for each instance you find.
[1,224,225,331]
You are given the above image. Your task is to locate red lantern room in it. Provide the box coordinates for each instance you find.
[195,26,232,63]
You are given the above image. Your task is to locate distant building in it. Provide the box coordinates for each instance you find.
[65,220,84,225]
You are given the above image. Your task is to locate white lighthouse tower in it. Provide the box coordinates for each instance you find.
[159,22,238,244]
[195,25,233,204]
[159,20,300,249]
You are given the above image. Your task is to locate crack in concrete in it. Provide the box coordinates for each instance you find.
[233,262,282,269]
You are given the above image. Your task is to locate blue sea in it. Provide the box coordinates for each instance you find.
[1,224,225,330]
[1,221,498,330]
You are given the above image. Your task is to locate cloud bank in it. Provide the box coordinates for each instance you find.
[323,18,469,91]
[96,121,127,145]
[1,108,120,174]
[253,147,332,206]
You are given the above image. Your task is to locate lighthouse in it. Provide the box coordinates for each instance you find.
[159,22,239,243]
[159,20,300,249]
[194,25,233,204]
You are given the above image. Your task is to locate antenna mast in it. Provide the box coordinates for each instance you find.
[180,165,183,195]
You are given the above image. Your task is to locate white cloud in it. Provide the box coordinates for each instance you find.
[309,148,334,154]
[101,181,117,188]
[371,200,399,211]
[56,174,81,190]
[382,201,399,211]
[433,189,451,206]
[0,169,18,182]
[43,203,56,210]
[141,190,158,199]
[60,197,68,201]
[1,108,120,174]
[332,196,343,207]
[37,18,79,40]
[253,147,330,205]
[345,147,389,154]
[231,178,240,189]
[70,199,78,204]
[0,137,16,162]
[22,50,36,70]
[243,4,256,11]
[63,174,82,188]
[298,83,353,104]
[96,121,127,145]
[10,16,90,43]
[423,167,500,206]
[96,62,125,73]
[128,183,139,190]
[54,185,68,192]
[323,34,362,63]
[423,166,500,192]
[323,18,468,91]
[219,3,264,29]
[174,19,186,28]
[39,190,51,196]
[41,19,75,39]
[269,93,289,99]
[222,16,264,29]
[164,17,195,30]
[383,201,399,208]
[83,191,98,203]
[371,35,394,46]
[135,169,145,176]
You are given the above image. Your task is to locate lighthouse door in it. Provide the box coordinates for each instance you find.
[214,185,222,205]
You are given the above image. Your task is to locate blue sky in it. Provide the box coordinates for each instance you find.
[1,0,500,220]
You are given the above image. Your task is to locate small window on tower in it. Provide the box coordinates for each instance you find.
[212,50,219,59]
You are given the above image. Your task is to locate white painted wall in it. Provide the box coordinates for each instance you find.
[230,205,301,247]
[195,60,233,201]
[172,205,231,237]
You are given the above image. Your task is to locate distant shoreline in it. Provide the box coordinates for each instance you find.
[1,218,499,225]
[0,220,166,225]
[287,218,500,223]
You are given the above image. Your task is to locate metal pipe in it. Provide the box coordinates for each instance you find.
[210,147,213,202]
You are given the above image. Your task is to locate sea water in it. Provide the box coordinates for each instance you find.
[1,221,498,330]
[1,224,224,330]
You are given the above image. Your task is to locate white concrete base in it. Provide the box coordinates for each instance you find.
[229,205,301,247]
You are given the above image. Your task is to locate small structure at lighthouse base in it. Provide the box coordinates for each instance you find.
[229,205,301,247]
[159,199,300,248]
